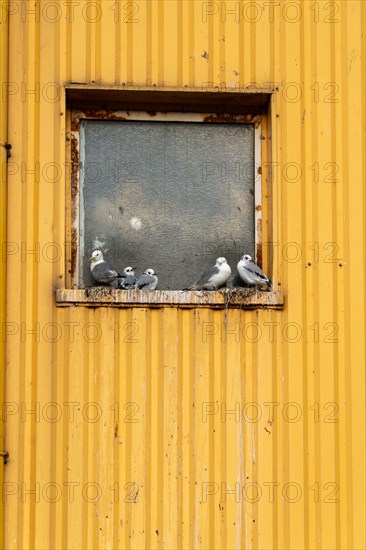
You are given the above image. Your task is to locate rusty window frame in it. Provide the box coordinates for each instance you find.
[58,103,283,309]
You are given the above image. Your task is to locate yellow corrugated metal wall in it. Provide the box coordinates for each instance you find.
[0,0,9,548]
[2,1,365,548]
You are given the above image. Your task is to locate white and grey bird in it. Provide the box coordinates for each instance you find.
[185,257,231,290]
[135,268,158,290]
[89,250,122,284]
[237,254,271,287]
[118,266,136,290]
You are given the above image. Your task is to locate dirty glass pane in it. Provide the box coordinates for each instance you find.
[79,120,255,289]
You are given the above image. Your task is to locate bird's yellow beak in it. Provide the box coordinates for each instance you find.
[89,256,94,261]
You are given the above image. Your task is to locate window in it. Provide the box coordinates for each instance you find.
[57,87,283,308]
[78,112,259,290]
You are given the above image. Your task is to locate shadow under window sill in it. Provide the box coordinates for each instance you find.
[56,287,284,309]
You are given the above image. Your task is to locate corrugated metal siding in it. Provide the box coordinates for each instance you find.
[0,0,9,547]
[3,1,365,548]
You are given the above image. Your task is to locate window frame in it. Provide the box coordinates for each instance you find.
[58,89,283,309]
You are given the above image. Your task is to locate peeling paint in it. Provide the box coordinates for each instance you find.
[202,113,261,126]
[56,288,284,309]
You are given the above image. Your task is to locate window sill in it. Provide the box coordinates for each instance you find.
[56,288,284,309]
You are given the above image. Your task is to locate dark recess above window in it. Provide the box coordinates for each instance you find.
[66,85,271,114]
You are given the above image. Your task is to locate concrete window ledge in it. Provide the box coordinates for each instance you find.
[56,288,284,309]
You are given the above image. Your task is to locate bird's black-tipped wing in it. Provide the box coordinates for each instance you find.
[92,261,121,281]
[135,274,156,289]
[118,274,136,289]
[245,261,269,283]
[187,265,219,289]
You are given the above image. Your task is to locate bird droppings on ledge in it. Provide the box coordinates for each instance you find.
[56,287,284,309]
[84,286,115,301]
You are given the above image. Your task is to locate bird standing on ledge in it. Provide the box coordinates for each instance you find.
[185,257,231,290]
[135,269,158,290]
[89,250,122,284]
[118,266,136,290]
[237,254,271,287]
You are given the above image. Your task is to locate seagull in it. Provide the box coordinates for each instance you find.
[185,257,231,290]
[118,267,136,290]
[135,269,158,290]
[237,254,271,287]
[89,250,122,284]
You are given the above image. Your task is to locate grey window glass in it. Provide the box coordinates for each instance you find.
[80,119,255,289]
